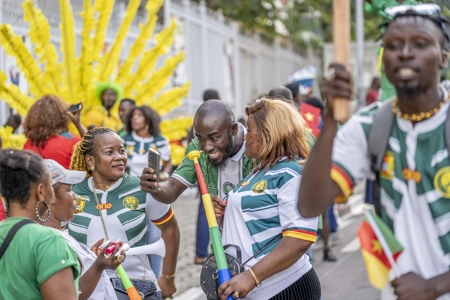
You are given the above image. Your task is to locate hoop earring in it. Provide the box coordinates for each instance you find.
[35,200,51,223]
[90,165,95,171]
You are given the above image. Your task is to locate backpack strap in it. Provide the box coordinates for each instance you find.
[0,219,34,260]
[445,103,450,155]
[366,100,395,216]
[368,100,395,174]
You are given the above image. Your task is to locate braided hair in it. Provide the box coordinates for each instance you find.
[70,125,114,177]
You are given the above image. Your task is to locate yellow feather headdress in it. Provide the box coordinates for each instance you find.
[0,0,192,164]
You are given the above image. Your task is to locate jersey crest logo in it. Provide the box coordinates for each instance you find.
[223,182,236,197]
[380,151,395,179]
[434,167,450,198]
[74,195,87,214]
[252,180,267,194]
[125,145,134,156]
[123,196,140,210]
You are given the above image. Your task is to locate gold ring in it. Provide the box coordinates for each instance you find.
[117,254,125,263]
[233,291,239,298]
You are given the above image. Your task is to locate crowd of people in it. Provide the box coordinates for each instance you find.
[1,3,450,300]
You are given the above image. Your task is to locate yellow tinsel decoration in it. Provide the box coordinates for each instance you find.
[123,19,177,97]
[160,116,194,142]
[99,0,140,81]
[0,126,26,149]
[0,0,192,165]
[0,71,35,117]
[115,0,163,86]
[22,0,62,94]
[0,24,46,97]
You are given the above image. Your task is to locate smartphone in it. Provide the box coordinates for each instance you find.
[148,148,161,190]
[68,103,82,113]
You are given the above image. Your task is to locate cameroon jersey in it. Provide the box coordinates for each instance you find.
[69,174,174,282]
[122,132,171,176]
[332,99,450,297]
[222,158,318,300]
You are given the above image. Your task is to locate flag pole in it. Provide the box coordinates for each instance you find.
[364,209,401,278]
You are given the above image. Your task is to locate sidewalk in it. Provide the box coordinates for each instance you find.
[170,187,206,299]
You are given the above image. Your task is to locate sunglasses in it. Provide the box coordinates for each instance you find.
[385,3,444,32]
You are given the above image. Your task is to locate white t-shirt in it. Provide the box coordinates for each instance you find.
[62,230,118,300]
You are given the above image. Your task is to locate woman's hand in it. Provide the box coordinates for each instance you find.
[212,196,226,219]
[158,276,177,299]
[92,242,126,271]
[218,270,256,300]
[90,238,105,256]
[66,104,83,126]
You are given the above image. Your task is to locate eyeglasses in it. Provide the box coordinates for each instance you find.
[385,3,444,32]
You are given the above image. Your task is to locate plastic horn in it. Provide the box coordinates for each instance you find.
[125,238,166,257]
[116,265,142,300]
[188,150,233,300]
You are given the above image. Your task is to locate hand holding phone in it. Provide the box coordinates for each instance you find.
[68,103,83,114]
[148,148,161,190]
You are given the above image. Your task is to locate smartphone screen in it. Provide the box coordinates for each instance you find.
[68,103,82,113]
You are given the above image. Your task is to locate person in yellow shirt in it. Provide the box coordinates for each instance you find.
[82,81,123,131]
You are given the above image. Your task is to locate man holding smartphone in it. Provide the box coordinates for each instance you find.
[140,100,252,263]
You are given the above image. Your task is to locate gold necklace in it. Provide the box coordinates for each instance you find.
[93,180,117,191]
[392,94,450,122]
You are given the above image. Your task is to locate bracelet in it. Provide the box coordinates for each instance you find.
[162,274,176,280]
[248,268,261,287]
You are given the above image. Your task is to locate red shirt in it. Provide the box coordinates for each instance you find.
[23,132,81,169]
[366,89,379,105]
[0,197,5,221]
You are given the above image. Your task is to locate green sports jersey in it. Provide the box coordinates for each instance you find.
[173,138,253,197]
[331,100,450,295]
[69,174,173,281]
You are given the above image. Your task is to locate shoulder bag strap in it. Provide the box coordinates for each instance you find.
[0,219,34,260]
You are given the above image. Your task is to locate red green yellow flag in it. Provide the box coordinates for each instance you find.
[357,210,403,290]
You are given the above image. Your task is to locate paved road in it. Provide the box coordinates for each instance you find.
[170,187,380,300]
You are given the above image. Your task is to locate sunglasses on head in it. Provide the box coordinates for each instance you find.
[385,3,444,32]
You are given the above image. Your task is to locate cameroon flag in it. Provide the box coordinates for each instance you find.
[357,210,403,290]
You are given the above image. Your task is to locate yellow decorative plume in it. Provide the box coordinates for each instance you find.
[160,116,194,141]
[170,143,188,166]
[150,82,191,115]
[115,0,163,85]
[22,0,62,93]
[0,24,46,97]
[0,0,191,165]
[0,126,27,149]
[78,0,96,104]
[59,0,78,104]
[0,71,34,117]
[99,0,140,81]
[91,0,114,74]
[136,52,185,101]
[123,19,176,96]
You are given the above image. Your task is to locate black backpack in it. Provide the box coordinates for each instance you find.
[366,98,450,216]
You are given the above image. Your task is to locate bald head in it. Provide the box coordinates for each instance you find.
[194,100,235,127]
[268,86,293,101]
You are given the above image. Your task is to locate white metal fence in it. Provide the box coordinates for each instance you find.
[0,0,320,125]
